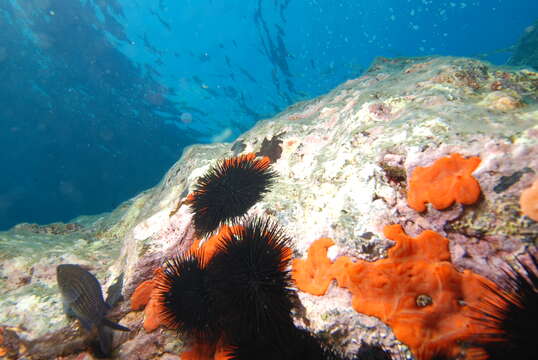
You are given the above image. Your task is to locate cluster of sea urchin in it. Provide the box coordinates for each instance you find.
[156,216,394,359]
[155,153,395,359]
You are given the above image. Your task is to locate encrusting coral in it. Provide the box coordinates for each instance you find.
[407,153,481,212]
[520,178,538,221]
[130,276,155,312]
[292,224,497,360]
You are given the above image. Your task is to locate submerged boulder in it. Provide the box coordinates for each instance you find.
[508,20,538,70]
[0,55,537,359]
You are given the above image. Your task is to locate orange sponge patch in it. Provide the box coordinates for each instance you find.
[129,268,165,332]
[407,153,481,212]
[143,293,164,332]
[520,178,538,221]
[130,279,156,311]
[222,152,271,170]
[292,237,337,296]
[189,224,244,264]
[292,225,495,359]
[180,339,232,360]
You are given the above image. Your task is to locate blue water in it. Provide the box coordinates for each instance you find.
[1,0,536,230]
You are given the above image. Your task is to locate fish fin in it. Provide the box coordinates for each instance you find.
[78,317,94,331]
[97,325,113,356]
[102,317,130,332]
[62,299,77,318]
[63,296,93,330]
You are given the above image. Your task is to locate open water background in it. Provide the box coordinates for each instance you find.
[1,0,537,229]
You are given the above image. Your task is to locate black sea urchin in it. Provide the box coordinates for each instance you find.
[226,328,400,360]
[205,216,295,344]
[469,251,538,360]
[189,153,277,237]
[356,343,395,360]
[154,252,218,342]
[225,327,345,360]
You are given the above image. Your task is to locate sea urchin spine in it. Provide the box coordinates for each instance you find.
[154,252,219,342]
[469,251,538,360]
[189,153,277,237]
[205,216,294,344]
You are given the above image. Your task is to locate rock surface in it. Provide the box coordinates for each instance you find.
[0,56,537,359]
[509,19,538,70]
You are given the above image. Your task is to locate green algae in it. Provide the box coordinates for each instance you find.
[447,196,538,243]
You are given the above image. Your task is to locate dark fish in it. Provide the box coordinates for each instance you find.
[56,264,129,356]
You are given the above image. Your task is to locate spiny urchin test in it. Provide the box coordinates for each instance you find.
[205,216,295,344]
[469,252,538,360]
[188,153,277,237]
[154,251,219,342]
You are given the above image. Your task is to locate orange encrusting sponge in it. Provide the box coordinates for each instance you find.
[180,341,232,360]
[291,237,336,296]
[520,178,538,221]
[292,225,496,360]
[407,153,481,212]
[130,268,165,332]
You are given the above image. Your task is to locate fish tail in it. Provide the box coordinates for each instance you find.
[97,324,113,356]
[102,317,131,332]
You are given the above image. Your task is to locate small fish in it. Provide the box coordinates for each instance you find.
[56,264,130,356]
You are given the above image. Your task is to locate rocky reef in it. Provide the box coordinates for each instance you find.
[0,55,537,359]
[508,19,538,70]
